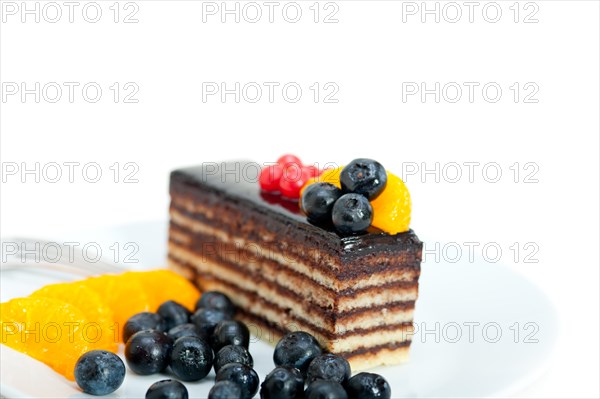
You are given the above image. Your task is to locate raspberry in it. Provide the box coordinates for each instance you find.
[259,165,284,192]
[280,167,311,200]
[277,154,302,168]
[261,155,323,199]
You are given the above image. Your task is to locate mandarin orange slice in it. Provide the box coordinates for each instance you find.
[370,172,411,234]
[128,269,200,312]
[81,274,150,342]
[30,283,118,351]
[0,297,113,380]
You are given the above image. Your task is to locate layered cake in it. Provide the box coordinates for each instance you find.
[168,157,422,370]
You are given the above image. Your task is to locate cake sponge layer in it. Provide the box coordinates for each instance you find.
[169,240,418,332]
[170,258,415,354]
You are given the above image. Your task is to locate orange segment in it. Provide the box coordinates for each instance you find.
[128,269,201,312]
[30,283,118,352]
[1,297,113,380]
[371,172,411,234]
[300,166,343,197]
[81,274,150,342]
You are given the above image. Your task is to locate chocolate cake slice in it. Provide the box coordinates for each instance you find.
[168,161,422,370]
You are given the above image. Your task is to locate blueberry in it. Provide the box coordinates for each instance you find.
[260,366,304,399]
[307,353,351,385]
[123,312,166,343]
[125,330,173,375]
[74,350,125,396]
[305,380,348,399]
[191,307,232,340]
[209,380,243,399]
[168,323,202,341]
[339,158,387,200]
[216,363,260,399]
[195,291,235,318]
[170,336,214,381]
[158,300,192,331]
[346,372,391,399]
[301,182,342,223]
[273,331,323,377]
[145,379,188,399]
[213,320,250,351]
[331,194,373,235]
[214,344,253,373]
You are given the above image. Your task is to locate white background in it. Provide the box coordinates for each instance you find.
[1,1,599,397]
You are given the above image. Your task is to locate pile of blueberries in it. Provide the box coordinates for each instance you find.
[301,158,388,235]
[73,291,391,399]
[269,331,391,399]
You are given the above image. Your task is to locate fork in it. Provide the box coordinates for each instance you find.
[1,237,125,277]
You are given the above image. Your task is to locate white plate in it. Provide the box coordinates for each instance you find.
[1,221,557,398]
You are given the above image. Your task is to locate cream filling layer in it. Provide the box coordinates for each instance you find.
[170,259,416,352]
[169,245,417,329]
[169,239,418,312]
[198,275,414,354]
